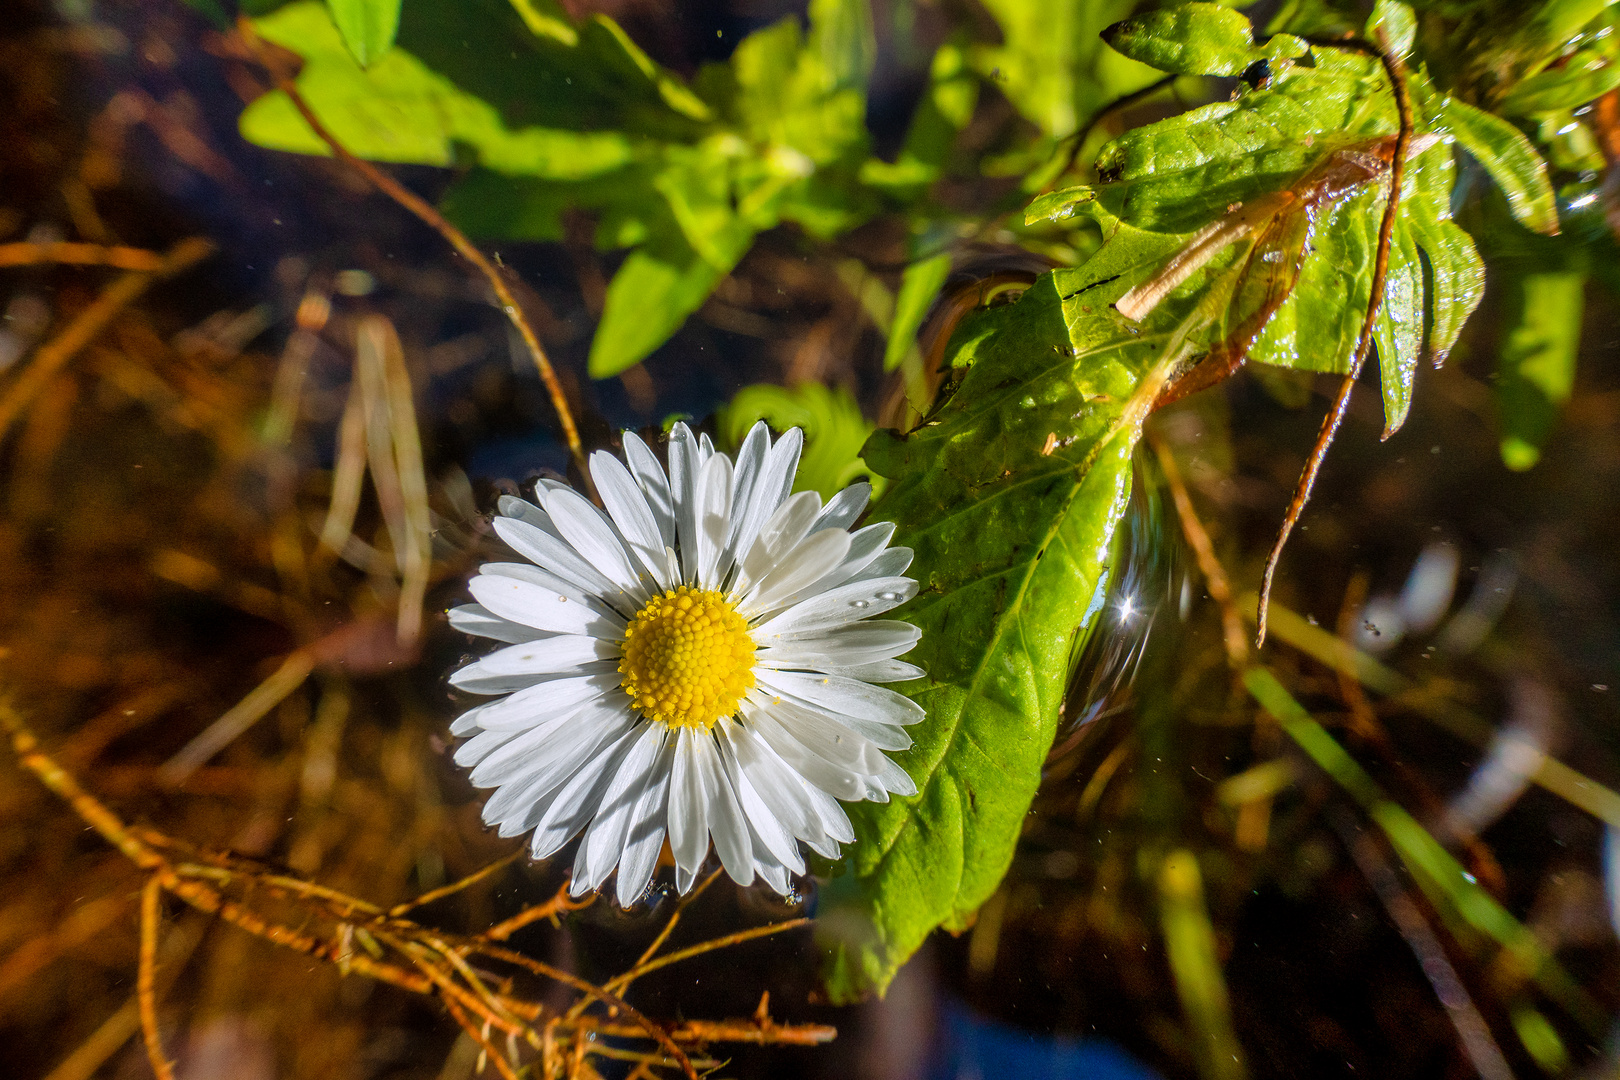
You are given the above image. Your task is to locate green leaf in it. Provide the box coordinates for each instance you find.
[242,1,635,175]
[821,219,1210,1000]
[1103,2,1306,77]
[1440,97,1560,235]
[1365,0,1416,60]
[971,0,1159,138]
[1024,185,1095,226]
[809,0,876,92]
[1497,268,1585,470]
[716,383,880,501]
[328,0,401,67]
[862,38,977,189]
[1500,49,1620,115]
[883,254,951,372]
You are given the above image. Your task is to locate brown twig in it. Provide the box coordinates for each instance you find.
[600,917,811,996]
[0,236,214,444]
[137,877,176,1080]
[234,18,586,482]
[1256,40,1413,648]
[1148,431,1247,669]
[481,879,595,940]
[0,241,167,270]
[390,851,523,918]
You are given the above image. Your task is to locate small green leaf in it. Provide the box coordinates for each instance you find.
[328,0,401,67]
[1365,0,1416,60]
[717,383,879,501]
[1103,2,1303,77]
[1497,268,1584,470]
[809,0,876,92]
[1440,97,1560,235]
[1373,226,1425,437]
[1024,185,1095,226]
[1500,51,1620,115]
[883,254,951,372]
[243,2,635,175]
[1160,850,1247,1080]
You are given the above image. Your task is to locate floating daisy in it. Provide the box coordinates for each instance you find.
[447,422,924,905]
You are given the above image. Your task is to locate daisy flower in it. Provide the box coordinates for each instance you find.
[447,421,924,905]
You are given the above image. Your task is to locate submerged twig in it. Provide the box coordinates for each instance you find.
[234,18,587,482]
[137,877,176,1080]
[1149,431,1247,670]
[0,236,214,444]
[1256,40,1414,648]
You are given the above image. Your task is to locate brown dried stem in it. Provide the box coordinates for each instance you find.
[137,877,176,1080]
[0,241,167,270]
[1148,431,1247,670]
[233,18,586,481]
[1256,40,1413,648]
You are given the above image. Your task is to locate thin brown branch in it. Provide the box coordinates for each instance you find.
[0,241,167,270]
[481,878,594,941]
[137,877,176,1080]
[390,851,523,918]
[601,917,810,997]
[0,236,214,445]
[1256,40,1412,648]
[441,993,523,1080]
[234,18,586,481]
[1149,431,1247,669]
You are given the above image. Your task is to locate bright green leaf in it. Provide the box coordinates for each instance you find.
[1500,51,1620,115]
[717,383,879,501]
[1440,96,1560,235]
[1497,268,1584,470]
[1103,2,1304,77]
[1366,0,1416,60]
[884,254,951,372]
[821,218,1221,1000]
[328,0,401,67]
[809,0,876,92]
[243,2,635,176]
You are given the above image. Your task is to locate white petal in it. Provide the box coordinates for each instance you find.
[533,724,642,860]
[668,423,702,582]
[450,700,498,736]
[696,731,754,886]
[804,781,855,843]
[622,431,676,549]
[737,490,821,592]
[716,720,805,873]
[592,450,671,589]
[472,671,621,730]
[615,735,675,905]
[482,703,637,831]
[746,706,869,801]
[699,432,715,459]
[749,840,792,896]
[453,725,521,769]
[450,637,618,694]
[491,516,620,601]
[873,753,918,797]
[694,452,734,590]
[540,486,650,605]
[729,426,802,566]
[668,729,710,879]
[837,658,926,683]
[813,482,869,533]
[469,575,625,638]
[753,577,917,640]
[845,546,914,584]
[757,620,921,668]
[725,422,771,559]
[755,669,925,728]
[726,720,832,852]
[743,528,852,613]
[766,523,896,611]
[480,562,623,622]
[497,494,555,533]
[448,604,545,645]
[580,724,667,892]
[469,700,593,786]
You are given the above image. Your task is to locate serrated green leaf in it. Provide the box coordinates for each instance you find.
[717,383,879,501]
[883,254,951,372]
[243,1,636,175]
[328,0,401,67]
[1440,97,1560,235]
[1103,2,1304,77]
[1497,268,1584,470]
[820,219,1221,1000]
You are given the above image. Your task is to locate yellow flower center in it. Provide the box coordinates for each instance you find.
[618,586,756,730]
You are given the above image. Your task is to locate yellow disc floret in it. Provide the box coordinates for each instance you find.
[619,586,756,730]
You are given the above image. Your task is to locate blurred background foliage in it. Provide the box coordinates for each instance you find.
[0,0,1618,1078]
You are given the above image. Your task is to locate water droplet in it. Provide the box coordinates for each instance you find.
[850,599,869,608]
[878,591,900,601]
